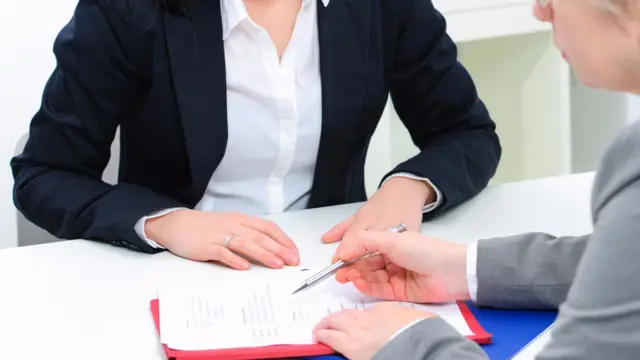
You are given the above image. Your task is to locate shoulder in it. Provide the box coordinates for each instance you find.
[53,0,164,71]
[385,0,441,16]
[384,0,437,11]
[57,0,163,48]
[68,0,161,34]
[592,119,640,217]
[381,0,445,35]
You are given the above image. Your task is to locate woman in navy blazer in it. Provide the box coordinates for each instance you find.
[11,0,500,269]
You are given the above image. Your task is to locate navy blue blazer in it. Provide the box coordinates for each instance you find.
[11,0,500,252]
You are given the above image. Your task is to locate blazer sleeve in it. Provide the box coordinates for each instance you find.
[534,122,640,360]
[385,0,501,219]
[372,318,488,360]
[475,233,589,310]
[10,0,185,253]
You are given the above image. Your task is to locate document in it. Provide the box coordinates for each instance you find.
[158,268,473,351]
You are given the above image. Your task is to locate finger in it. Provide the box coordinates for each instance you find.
[335,230,396,262]
[322,216,354,244]
[386,263,405,277]
[208,245,250,270]
[313,329,351,351]
[348,255,386,272]
[237,227,299,266]
[332,224,375,263]
[335,256,385,283]
[244,217,299,254]
[314,309,362,332]
[347,268,390,284]
[226,236,285,269]
[353,278,397,300]
[338,261,389,284]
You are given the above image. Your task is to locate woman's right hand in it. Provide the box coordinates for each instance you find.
[333,231,470,304]
[144,209,300,270]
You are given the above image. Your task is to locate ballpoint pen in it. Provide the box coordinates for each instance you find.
[291,223,408,294]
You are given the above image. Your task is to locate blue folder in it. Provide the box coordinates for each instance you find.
[467,302,557,359]
[302,301,557,360]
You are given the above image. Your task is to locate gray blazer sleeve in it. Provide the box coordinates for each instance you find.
[372,318,488,360]
[475,233,589,309]
[372,120,640,360]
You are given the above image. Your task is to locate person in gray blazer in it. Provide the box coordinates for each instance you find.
[312,0,640,359]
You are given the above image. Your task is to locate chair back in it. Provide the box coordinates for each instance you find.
[14,129,121,247]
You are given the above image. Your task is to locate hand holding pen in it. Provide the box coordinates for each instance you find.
[321,228,471,304]
[292,223,408,294]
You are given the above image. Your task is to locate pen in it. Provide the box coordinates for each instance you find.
[291,223,408,294]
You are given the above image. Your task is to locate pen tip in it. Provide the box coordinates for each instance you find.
[291,285,306,295]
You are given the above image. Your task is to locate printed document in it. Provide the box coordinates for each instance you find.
[158,268,473,351]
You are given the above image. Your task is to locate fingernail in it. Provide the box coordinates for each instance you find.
[290,255,298,263]
[273,259,284,267]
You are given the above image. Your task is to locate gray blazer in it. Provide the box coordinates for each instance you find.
[373,120,640,360]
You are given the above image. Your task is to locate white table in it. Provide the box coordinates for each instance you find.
[0,172,595,360]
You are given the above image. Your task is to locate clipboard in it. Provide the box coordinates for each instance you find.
[150,299,492,360]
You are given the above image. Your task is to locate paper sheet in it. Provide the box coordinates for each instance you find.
[158,268,473,351]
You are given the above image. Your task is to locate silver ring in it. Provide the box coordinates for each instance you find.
[223,234,235,248]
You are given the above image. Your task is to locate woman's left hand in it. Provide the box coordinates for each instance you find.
[322,177,435,260]
[313,303,436,360]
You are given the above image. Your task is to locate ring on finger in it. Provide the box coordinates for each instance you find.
[223,234,236,248]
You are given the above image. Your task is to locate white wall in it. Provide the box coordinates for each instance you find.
[570,78,625,173]
[0,1,78,248]
[624,94,640,124]
[382,32,572,186]
[570,76,638,173]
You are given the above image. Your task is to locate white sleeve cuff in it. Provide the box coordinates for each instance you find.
[466,242,479,302]
[387,317,427,342]
[133,207,187,249]
[383,173,443,213]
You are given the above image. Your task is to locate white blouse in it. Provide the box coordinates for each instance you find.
[136,0,441,247]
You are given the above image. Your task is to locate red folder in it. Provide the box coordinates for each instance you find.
[150,299,491,360]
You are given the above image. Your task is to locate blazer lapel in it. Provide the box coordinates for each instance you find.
[311,0,372,206]
[163,2,228,204]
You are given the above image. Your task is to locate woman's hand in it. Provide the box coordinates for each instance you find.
[333,230,470,303]
[322,177,433,260]
[145,209,299,270]
[313,303,435,360]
